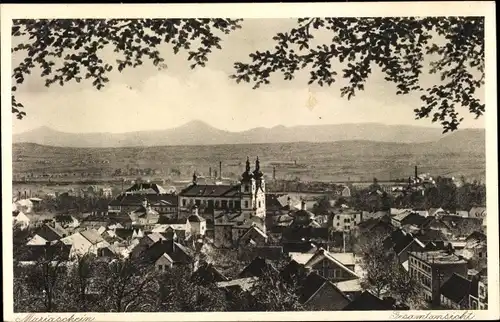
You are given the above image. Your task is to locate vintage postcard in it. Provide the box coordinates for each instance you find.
[2,2,498,321]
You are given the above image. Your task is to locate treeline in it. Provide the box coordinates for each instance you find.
[35,194,111,214]
[349,177,486,212]
[13,228,303,313]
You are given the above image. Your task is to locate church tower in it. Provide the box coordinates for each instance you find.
[240,157,256,218]
[252,157,266,218]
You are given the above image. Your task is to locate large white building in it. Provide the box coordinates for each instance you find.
[178,157,266,219]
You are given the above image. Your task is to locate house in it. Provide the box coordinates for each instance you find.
[439,216,483,239]
[79,216,109,230]
[408,250,468,307]
[239,256,278,278]
[191,261,229,285]
[460,231,487,270]
[303,248,359,283]
[290,251,356,270]
[342,291,397,310]
[238,225,268,247]
[27,223,69,245]
[331,210,362,231]
[54,214,80,229]
[154,218,192,241]
[187,206,206,236]
[289,201,317,227]
[297,271,351,310]
[468,207,486,219]
[14,198,34,214]
[129,199,160,227]
[13,210,30,230]
[334,278,363,300]
[440,273,475,309]
[108,183,177,215]
[142,239,194,271]
[60,229,110,258]
[353,216,393,238]
[392,212,428,229]
[179,158,266,219]
[469,269,488,310]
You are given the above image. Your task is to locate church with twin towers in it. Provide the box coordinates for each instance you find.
[178,157,266,218]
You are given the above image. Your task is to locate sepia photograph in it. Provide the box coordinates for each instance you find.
[2,2,498,321]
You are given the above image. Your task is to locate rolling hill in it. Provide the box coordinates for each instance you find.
[13,121,477,148]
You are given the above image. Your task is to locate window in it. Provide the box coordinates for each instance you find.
[158,265,163,271]
[182,199,187,207]
[195,199,201,206]
[222,200,228,208]
[235,201,241,209]
[479,252,483,258]
[244,201,249,208]
[258,201,261,208]
[337,223,340,226]
[229,201,234,208]
[244,185,249,192]
[215,200,219,208]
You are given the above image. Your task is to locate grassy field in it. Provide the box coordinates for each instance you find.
[12,141,486,187]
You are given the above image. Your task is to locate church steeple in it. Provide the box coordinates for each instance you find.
[253,156,263,180]
[241,156,253,182]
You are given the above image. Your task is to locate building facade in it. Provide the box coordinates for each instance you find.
[178,157,266,219]
[408,250,468,307]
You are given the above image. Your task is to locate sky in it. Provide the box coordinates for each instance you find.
[11,18,485,134]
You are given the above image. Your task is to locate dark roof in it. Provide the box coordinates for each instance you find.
[298,272,327,304]
[416,228,449,243]
[179,184,241,198]
[125,183,167,194]
[385,230,415,254]
[109,193,178,207]
[282,226,329,242]
[142,239,193,264]
[244,246,284,261]
[187,214,205,223]
[400,213,428,227]
[114,228,136,240]
[191,262,229,285]
[158,217,188,225]
[265,194,290,211]
[37,223,69,241]
[440,273,472,304]
[342,291,394,311]
[280,260,307,284]
[238,256,278,278]
[282,241,319,254]
[54,214,75,223]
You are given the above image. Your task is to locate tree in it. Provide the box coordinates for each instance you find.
[94,256,160,312]
[241,267,304,311]
[389,266,425,309]
[158,266,227,312]
[12,17,484,132]
[23,242,71,312]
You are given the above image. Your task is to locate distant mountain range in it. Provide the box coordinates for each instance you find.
[13,120,485,152]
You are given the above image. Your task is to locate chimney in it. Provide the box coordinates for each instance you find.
[287,196,292,208]
[273,167,276,180]
[219,161,222,180]
[209,167,212,178]
[301,200,306,210]
[18,191,21,200]
[24,191,27,199]
[415,165,418,179]
[193,205,199,216]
